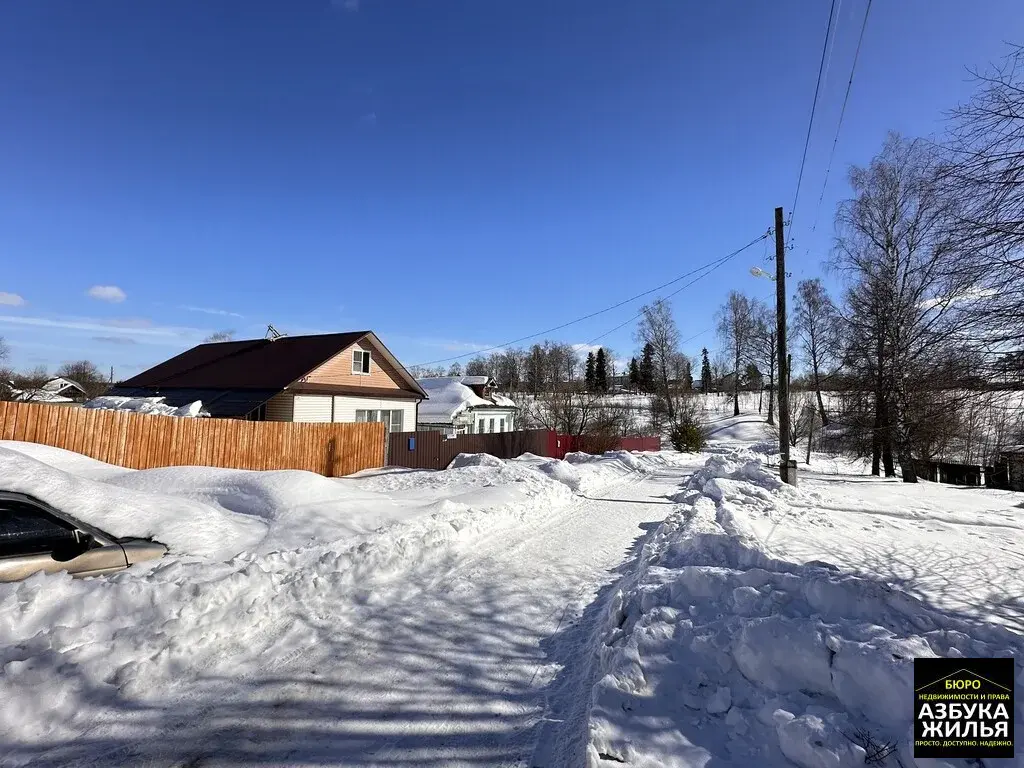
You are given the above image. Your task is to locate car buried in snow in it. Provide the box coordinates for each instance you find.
[0,491,167,581]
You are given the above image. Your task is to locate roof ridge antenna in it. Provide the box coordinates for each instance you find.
[266,324,285,341]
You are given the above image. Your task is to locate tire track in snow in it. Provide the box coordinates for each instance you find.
[37,467,687,768]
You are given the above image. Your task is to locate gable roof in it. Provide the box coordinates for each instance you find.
[416,376,517,424]
[120,331,427,397]
[42,377,86,395]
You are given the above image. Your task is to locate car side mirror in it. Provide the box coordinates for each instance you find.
[51,532,95,562]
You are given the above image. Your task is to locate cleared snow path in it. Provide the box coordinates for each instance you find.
[21,460,699,768]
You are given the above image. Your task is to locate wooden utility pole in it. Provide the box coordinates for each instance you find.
[774,206,793,484]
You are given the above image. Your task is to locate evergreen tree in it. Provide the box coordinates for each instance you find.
[585,352,596,391]
[595,348,608,392]
[628,357,640,391]
[700,347,713,392]
[639,343,656,393]
[744,363,763,390]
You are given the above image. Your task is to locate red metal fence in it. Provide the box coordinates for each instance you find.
[620,436,662,453]
[548,433,662,460]
[387,429,662,469]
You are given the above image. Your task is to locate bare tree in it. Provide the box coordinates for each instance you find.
[525,344,545,393]
[464,356,489,377]
[203,330,235,343]
[833,133,973,482]
[0,337,12,400]
[635,299,682,419]
[446,362,463,377]
[753,304,778,425]
[9,365,50,401]
[716,291,760,417]
[492,348,525,392]
[409,364,446,378]
[56,360,108,399]
[793,278,840,426]
[521,389,620,449]
[944,45,1024,356]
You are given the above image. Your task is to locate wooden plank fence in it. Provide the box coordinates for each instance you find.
[0,401,385,477]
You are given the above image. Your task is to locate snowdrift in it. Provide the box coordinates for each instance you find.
[588,450,1024,768]
[0,446,266,559]
[83,395,208,417]
[0,442,672,756]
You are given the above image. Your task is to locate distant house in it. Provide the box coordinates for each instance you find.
[1002,447,1024,492]
[109,331,427,430]
[11,377,88,404]
[416,376,517,435]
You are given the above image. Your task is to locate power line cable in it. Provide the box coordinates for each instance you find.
[411,232,770,367]
[806,0,874,237]
[584,232,771,346]
[791,0,839,225]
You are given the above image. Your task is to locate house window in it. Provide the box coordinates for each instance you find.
[489,418,495,433]
[352,349,371,375]
[479,419,486,433]
[355,409,403,433]
[499,418,505,432]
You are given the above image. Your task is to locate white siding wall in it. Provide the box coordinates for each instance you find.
[468,408,516,433]
[331,395,417,432]
[267,392,418,427]
[264,393,294,422]
[292,394,333,422]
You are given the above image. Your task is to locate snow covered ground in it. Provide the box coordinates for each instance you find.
[3,401,1023,767]
[0,440,701,766]
[587,418,1024,768]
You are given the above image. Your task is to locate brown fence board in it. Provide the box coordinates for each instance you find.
[0,402,385,477]
[386,429,551,470]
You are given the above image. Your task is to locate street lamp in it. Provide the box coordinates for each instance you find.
[750,266,775,281]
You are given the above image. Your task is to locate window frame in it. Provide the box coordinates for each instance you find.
[352,349,372,375]
[0,493,117,559]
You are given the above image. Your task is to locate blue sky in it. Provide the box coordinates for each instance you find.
[0,1,1020,378]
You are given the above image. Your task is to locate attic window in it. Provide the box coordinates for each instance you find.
[352,349,371,375]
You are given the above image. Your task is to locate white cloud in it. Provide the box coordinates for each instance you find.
[92,335,139,346]
[918,287,997,311]
[180,305,244,318]
[0,314,208,346]
[358,111,377,127]
[0,292,26,306]
[87,285,127,303]
[102,317,154,329]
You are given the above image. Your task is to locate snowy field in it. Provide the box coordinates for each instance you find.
[0,440,702,766]
[587,422,1024,768]
[1,399,1023,767]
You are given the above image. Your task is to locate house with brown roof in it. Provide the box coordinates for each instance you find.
[110,331,427,432]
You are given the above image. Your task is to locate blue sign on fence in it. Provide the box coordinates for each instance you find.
[408,437,416,451]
